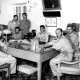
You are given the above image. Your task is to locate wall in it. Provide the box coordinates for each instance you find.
[48,0,80,35]
[27,0,45,33]
[0,0,28,24]
[0,0,80,35]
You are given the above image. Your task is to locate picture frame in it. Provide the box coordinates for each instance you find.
[45,17,57,27]
[42,0,61,11]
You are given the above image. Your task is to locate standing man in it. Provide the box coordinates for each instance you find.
[66,25,79,53]
[47,28,73,79]
[8,15,20,35]
[20,13,31,38]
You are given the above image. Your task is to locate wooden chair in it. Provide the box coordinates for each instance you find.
[0,63,10,80]
[57,53,80,80]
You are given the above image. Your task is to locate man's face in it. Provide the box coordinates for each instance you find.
[13,16,18,21]
[40,27,45,33]
[22,14,27,20]
[67,27,73,34]
[56,30,62,39]
[15,29,19,34]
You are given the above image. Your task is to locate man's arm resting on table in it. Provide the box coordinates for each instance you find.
[43,39,58,48]
[0,41,8,52]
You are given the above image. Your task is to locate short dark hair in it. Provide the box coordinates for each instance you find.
[56,28,63,33]
[15,27,20,31]
[13,15,18,18]
[67,24,73,29]
[22,13,27,16]
[40,25,45,29]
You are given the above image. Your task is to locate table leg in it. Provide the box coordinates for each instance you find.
[8,64,10,80]
[37,61,42,80]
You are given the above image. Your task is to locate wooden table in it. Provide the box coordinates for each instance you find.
[7,46,59,80]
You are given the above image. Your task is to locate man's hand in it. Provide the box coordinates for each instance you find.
[1,42,8,52]
[3,45,8,51]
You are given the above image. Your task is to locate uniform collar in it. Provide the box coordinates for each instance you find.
[12,20,18,23]
[23,19,28,21]
[69,32,75,37]
[57,35,65,40]
[40,31,46,34]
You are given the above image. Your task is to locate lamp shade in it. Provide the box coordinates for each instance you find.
[3,29,11,34]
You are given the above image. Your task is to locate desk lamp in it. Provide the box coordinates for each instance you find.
[2,29,11,43]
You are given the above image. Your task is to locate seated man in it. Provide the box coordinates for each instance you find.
[66,25,79,53]
[8,15,20,35]
[12,27,22,40]
[46,28,73,79]
[34,25,50,44]
[0,39,16,75]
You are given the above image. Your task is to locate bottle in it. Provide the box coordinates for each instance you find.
[35,40,41,52]
[32,41,36,51]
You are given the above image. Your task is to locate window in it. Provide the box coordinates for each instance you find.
[23,6,27,13]
[42,0,61,11]
[0,5,1,14]
[14,3,27,20]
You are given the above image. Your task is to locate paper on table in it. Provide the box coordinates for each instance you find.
[21,39,30,44]
[9,39,30,44]
[9,40,17,43]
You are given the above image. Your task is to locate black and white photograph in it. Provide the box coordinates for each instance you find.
[0,0,80,80]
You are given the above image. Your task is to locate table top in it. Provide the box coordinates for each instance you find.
[7,39,60,62]
[8,39,54,54]
[7,46,59,62]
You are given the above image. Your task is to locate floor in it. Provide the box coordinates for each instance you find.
[0,58,80,80]
[1,73,80,80]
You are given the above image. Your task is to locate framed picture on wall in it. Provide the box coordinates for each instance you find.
[42,0,61,11]
[45,17,57,27]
